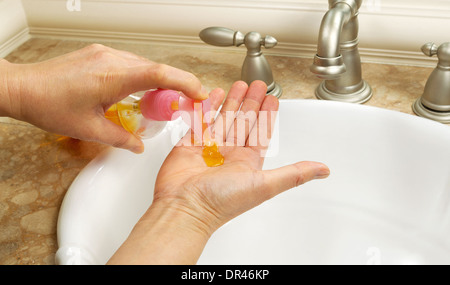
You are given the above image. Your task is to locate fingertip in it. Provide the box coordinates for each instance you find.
[199,85,210,100]
[263,161,330,197]
[95,118,145,154]
[129,138,145,154]
[130,63,206,101]
[209,88,225,109]
[182,82,209,101]
[234,80,249,89]
[177,73,206,101]
[115,133,144,154]
[231,81,249,96]
[314,162,331,179]
[250,80,268,91]
[261,94,279,112]
[294,161,330,181]
[243,80,268,105]
[228,81,249,96]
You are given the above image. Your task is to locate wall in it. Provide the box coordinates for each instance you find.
[0,0,29,58]
[9,1,450,65]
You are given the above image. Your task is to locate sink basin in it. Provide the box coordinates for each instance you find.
[56,99,450,265]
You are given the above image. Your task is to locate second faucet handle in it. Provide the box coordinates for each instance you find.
[199,27,245,47]
[421,42,450,67]
[199,27,278,52]
[199,26,282,98]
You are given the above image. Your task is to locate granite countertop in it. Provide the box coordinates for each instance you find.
[0,38,444,264]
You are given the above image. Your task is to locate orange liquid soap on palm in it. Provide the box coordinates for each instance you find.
[187,99,224,167]
[198,102,224,167]
[202,141,224,167]
[105,89,224,167]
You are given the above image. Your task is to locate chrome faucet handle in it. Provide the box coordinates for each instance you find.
[421,42,450,67]
[199,27,282,98]
[199,27,245,47]
[199,27,278,51]
[421,42,438,57]
[262,35,278,49]
[413,42,450,123]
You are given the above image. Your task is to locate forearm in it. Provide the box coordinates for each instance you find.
[0,59,23,119]
[107,199,213,265]
[0,59,13,117]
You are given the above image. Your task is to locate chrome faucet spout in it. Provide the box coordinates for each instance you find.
[310,0,372,104]
[317,3,352,59]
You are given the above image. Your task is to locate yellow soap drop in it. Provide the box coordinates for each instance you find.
[202,142,224,167]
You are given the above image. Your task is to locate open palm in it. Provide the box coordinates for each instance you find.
[153,81,330,234]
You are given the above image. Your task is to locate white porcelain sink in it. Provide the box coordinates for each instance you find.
[56,99,450,265]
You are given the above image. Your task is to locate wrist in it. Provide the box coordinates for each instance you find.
[146,197,220,238]
[107,198,214,264]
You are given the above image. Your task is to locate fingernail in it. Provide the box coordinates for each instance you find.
[315,166,330,179]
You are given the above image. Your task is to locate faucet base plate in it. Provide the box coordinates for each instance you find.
[315,80,372,104]
[267,82,283,98]
[412,98,450,124]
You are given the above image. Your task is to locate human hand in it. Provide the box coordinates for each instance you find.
[154,80,330,230]
[108,80,330,264]
[0,44,207,153]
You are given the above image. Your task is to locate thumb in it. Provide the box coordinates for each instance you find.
[125,63,208,101]
[261,161,330,199]
[87,117,145,154]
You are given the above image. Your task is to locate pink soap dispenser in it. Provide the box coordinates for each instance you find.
[105,89,210,139]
